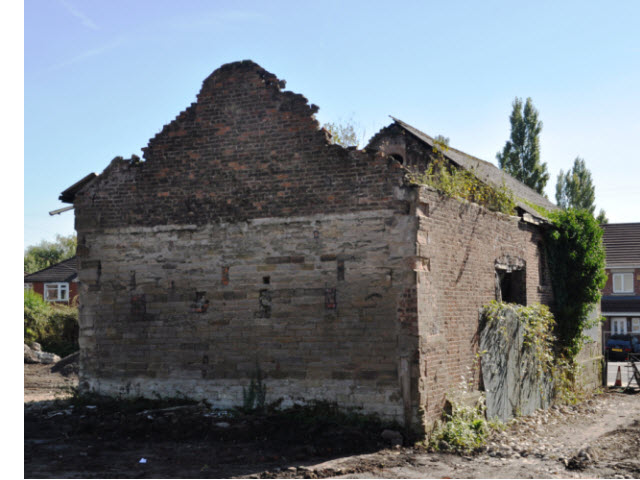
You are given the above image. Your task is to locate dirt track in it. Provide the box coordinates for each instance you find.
[24,364,640,478]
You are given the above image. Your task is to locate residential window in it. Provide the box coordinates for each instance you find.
[44,282,69,302]
[612,317,627,335]
[613,272,633,293]
[632,318,640,334]
[24,283,33,291]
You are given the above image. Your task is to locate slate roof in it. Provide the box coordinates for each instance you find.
[390,117,558,218]
[602,223,640,267]
[24,257,78,283]
[601,296,640,314]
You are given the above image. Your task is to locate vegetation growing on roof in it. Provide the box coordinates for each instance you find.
[406,138,516,215]
[520,199,552,219]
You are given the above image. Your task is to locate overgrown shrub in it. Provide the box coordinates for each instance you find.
[544,209,607,358]
[24,290,79,357]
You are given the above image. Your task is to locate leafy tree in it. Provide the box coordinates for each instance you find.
[323,120,363,148]
[496,97,549,195]
[555,157,596,213]
[24,234,77,274]
[555,157,607,223]
[596,209,608,224]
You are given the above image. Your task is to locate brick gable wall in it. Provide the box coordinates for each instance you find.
[74,61,406,232]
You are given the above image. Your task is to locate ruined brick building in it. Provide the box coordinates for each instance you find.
[61,60,559,431]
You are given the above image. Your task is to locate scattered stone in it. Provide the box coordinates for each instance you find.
[24,344,61,364]
[438,440,450,451]
[51,352,79,375]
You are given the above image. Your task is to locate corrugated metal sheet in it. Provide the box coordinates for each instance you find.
[602,223,640,266]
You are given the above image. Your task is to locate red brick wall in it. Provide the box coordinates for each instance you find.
[415,187,554,428]
[602,268,639,295]
[73,61,406,232]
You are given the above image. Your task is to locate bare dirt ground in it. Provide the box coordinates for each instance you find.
[24,364,640,479]
[24,363,78,402]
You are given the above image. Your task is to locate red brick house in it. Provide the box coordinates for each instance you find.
[24,256,79,305]
[601,223,640,341]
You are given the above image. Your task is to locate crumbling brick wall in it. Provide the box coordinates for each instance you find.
[414,187,554,428]
[74,61,421,424]
[74,61,407,230]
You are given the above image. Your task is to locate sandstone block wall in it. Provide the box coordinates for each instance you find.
[78,209,418,421]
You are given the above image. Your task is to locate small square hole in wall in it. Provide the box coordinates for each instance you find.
[263,276,270,285]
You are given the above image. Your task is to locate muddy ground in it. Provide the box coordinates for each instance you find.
[24,364,640,478]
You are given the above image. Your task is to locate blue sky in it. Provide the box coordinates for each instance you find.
[24,0,640,248]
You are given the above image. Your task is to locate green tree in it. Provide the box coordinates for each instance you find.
[545,209,607,357]
[555,157,607,222]
[555,157,596,213]
[24,234,77,274]
[596,209,608,224]
[323,120,363,148]
[496,97,549,194]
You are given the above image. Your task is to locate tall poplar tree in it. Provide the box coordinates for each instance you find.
[496,97,549,194]
[555,156,607,222]
[555,157,595,213]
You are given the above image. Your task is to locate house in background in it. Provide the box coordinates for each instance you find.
[601,223,640,341]
[24,256,79,304]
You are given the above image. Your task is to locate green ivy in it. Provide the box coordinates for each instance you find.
[544,209,607,358]
[482,302,556,381]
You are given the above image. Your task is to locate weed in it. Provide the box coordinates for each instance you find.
[428,396,492,454]
[240,363,267,413]
[406,140,516,216]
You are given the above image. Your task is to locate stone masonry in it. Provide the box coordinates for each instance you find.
[67,60,561,432]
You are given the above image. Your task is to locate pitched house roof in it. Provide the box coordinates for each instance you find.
[602,223,640,267]
[24,257,78,283]
[389,117,558,218]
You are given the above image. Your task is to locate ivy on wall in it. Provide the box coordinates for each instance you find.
[544,209,607,358]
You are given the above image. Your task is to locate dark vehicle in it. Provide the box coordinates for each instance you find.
[606,335,640,361]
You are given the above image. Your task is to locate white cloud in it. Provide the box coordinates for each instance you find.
[47,36,125,72]
[58,0,99,30]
